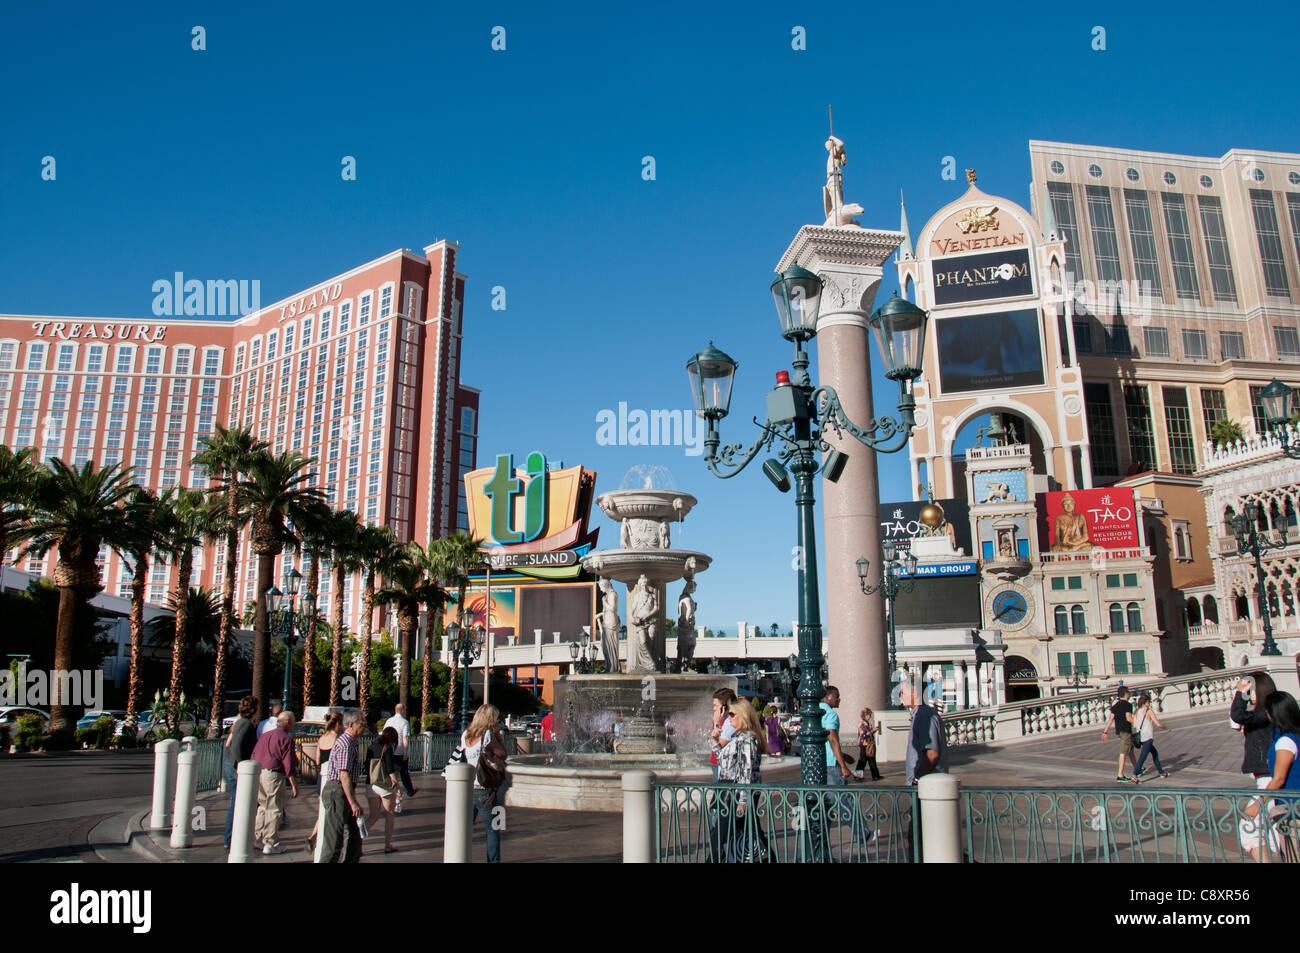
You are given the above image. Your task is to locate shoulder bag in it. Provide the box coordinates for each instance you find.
[476,730,508,789]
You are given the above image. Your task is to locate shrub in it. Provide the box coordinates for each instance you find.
[14,714,48,752]
[1211,418,1244,449]
[0,724,9,753]
[76,716,118,750]
[422,712,451,734]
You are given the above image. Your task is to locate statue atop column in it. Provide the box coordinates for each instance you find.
[822,122,864,227]
[597,578,623,674]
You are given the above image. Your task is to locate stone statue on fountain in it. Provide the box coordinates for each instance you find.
[597,578,623,674]
[628,573,661,673]
[675,573,697,673]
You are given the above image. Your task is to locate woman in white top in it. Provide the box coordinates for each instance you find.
[309,713,341,860]
[460,704,508,863]
[1129,693,1171,782]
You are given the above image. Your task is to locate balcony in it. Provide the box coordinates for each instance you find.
[966,443,1030,462]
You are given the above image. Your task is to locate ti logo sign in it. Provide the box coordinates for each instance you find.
[484,451,547,544]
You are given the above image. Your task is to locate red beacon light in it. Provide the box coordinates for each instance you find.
[775,371,791,386]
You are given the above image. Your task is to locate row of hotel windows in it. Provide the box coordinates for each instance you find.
[1085,381,1300,477]
[1052,603,1145,635]
[1049,572,1141,590]
[1047,183,1300,302]
[1050,159,1300,191]
[0,373,219,411]
[1057,650,1148,676]
[1074,320,1300,362]
[0,341,223,377]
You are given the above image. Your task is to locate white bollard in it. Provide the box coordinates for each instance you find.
[621,770,656,863]
[227,759,261,863]
[150,739,179,830]
[171,750,198,848]
[181,735,198,752]
[443,763,474,863]
[918,773,962,863]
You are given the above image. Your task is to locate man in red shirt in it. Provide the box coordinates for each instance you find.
[250,710,298,854]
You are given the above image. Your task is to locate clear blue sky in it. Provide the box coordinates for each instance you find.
[2,2,1297,634]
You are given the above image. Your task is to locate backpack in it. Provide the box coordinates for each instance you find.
[475,731,508,789]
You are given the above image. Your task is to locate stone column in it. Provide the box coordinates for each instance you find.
[778,226,903,724]
[993,661,1006,705]
[967,662,980,709]
[954,661,967,710]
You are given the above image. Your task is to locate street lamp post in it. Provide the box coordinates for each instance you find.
[267,569,305,715]
[1259,379,1300,458]
[688,270,927,784]
[446,622,486,734]
[856,541,917,709]
[1229,503,1284,656]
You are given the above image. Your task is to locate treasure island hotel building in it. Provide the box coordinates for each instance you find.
[0,241,479,638]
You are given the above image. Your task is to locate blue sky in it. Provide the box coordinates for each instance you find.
[2,2,1297,634]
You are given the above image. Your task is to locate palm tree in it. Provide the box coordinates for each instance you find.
[20,460,137,746]
[322,507,363,706]
[235,450,322,719]
[1211,417,1245,449]
[354,523,398,721]
[0,445,41,564]
[289,501,333,711]
[375,543,446,717]
[146,587,222,689]
[161,488,211,728]
[428,532,484,726]
[120,487,173,731]
[193,425,264,735]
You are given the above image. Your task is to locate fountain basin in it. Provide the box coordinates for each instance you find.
[595,490,698,522]
[581,549,711,584]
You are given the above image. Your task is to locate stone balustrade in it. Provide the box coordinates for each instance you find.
[1200,427,1292,473]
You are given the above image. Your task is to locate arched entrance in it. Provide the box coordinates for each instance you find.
[1004,654,1040,702]
[1189,647,1225,671]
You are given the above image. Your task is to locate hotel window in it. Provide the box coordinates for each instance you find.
[112,377,129,396]
[1162,387,1196,474]
[1124,385,1158,471]
[378,322,390,343]
[141,378,160,396]
[1086,185,1123,283]
[174,348,193,376]
[1201,388,1227,437]
[338,301,352,333]
[300,317,314,348]
[345,479,358,501]
[1220,331,1245,360]
[1085,382,1119,477]
[461,408,476,433]
[1286,194,1300,271]
[142,346,161,376]
[1273,326,1300,360]
[266,331,279,362]
[1198,196,1238,303]
[1182,328,1208,361]
[283,323,295,353]
[0,342,15,370]
[1047,182,1084,282]
[1109,604,1126,633]
[56,344,75,372]
[319,308,332,340]
[1249,189,1291,296]
[1058,652,1089,676]
[335,337,349,359]
[1249,385,1280,436]
[359,294,372,325]
[1160,193,1201,300]
[297,352,310,373]
[378,287,392,319]
[1127,603,1143,632]
[114,346,135,374]
[1122,189,1163,297]
[83,345,106,373]
[1105,321,1131,355]
[1073,320,1091,354]
[139,394,157,414]
[202,349,221,376]
[404,286,418,315]
[26,343,47,370]
[1071,606,1087,635]
[1172,520,1192,559]
[233,345,245,373]
[369,451,381,473]
[1143,327,1169,358]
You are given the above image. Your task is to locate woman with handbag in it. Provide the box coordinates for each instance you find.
[712,699,770,862]
[460,704,508,863]
[309,712,342,859]
[364,726,401,853]
[854,707,882,781]
[1129,694,1171,783]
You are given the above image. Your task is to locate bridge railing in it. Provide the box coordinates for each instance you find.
[941,666,1261,750]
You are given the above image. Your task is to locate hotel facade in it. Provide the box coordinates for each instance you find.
[0,241,479,638]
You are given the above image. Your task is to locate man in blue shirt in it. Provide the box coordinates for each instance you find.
[820,686,876,850]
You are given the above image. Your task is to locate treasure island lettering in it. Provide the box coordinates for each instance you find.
[31,322,167,342]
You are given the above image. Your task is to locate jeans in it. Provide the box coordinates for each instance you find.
[854,749,881,780]
[223,761,238,846]
[473,788,501,863]
[1133,740,1165,777]
[826,767,874,844]
[396,756,415,796]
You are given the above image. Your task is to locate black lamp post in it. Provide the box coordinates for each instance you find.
[689,273,927,785]
[267,568,305,715]
[856,541,918,709]
[447,622,485,733]
[1229,503,1284,657]
[1260,379,1300,458]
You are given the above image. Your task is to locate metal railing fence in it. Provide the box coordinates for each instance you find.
[192,738,224,793]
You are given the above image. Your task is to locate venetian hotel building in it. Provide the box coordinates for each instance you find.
[0,241,479,637]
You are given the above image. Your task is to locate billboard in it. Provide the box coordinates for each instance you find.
[880,498,972,556]
[1039,488,1139,552]
[932,247,1034,306]
[894,576,982,627]
[935,309,1044,393]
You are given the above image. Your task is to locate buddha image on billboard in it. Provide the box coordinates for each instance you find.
[936,308,1044,393]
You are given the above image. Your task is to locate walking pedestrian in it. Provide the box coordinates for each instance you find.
[222,696,257,849]
[764,705,785,758]
[1232,673,1278,782]
[257,702,282,738]
[308,712,341,859]
[711,699,770,862]
[854,707,882,781]
[1100,686,1138,781]
[1129,694,1171,782]
[710,688,738,782]
[900,675,948,861]
[1242,691,1300,862]
[455,704,509,863]
[318,711,364,863]
[364,727,401,853]
[821,686,877,852]
[387,703,417,813]
[249,709,298,854]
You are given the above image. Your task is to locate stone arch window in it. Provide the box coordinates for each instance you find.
[1109,603,1126,632]
[1267,581,1281,616]
[1054,605,1070,635]
[1256,503,1269,533]
[1235,592,1251,620]
[1127,602,1143,632]
[1187,598,1202,626]
[1282,580,1296,617]
[1204,595,1219,624]
[1286,497,1298,529]
[1269,498,1283,531]
[1071,605,1087,634]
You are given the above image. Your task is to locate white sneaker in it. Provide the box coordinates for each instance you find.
[866,830,879,844]
[263,844,287,855]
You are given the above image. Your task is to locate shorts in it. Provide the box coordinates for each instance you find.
[1118,733,1135,755]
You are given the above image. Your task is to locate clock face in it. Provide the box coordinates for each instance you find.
[990,587,1031,629]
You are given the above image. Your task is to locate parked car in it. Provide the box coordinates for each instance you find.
[122,709,207,741]
[0,707,50,732]
[76,710,127,732]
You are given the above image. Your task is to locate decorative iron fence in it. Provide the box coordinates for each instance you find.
[963,787,1300,864]
[192,738,224,793]
[655,782,918,863]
